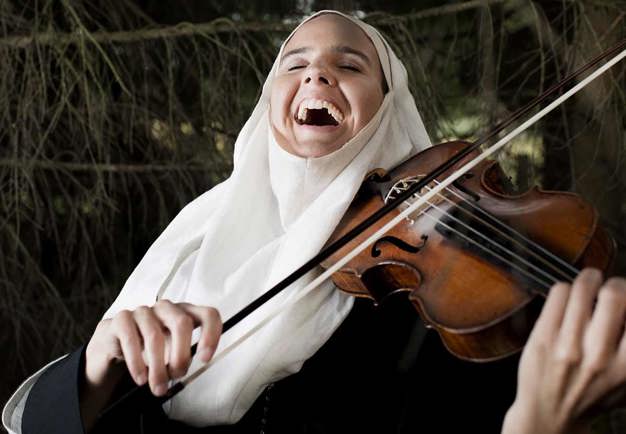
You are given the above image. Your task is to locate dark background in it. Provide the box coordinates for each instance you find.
[1,0,625,431]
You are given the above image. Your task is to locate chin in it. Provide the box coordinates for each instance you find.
[295,141,343,158]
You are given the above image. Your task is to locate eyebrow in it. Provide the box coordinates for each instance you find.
[281,45,372,65]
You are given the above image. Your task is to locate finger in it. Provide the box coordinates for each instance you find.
[557,268,603,358]
[612,278,626,364]
[584,277,626,369]
[520,282,572,407]
[179,304,222,362]
[528,281,571,345]
[153,300,194,379]
[110,310,147,386]
[134,306,169,396]
[570,278,626,414]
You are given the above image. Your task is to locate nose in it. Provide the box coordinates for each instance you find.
[304,67,336,87]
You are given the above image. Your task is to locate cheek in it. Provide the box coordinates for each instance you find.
[352,84,383,126]
[366,90,383,117]
[270,78,298,119]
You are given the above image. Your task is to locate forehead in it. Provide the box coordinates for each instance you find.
[283,14,379,60]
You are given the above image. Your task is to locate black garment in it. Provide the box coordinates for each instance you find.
[23,296,519,434]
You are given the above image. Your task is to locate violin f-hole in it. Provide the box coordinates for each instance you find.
[371,235,428,257]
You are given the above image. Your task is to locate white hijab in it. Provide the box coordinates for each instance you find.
[103,10,431,426]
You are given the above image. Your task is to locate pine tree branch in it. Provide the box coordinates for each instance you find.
[369,0,509,24]
[0,159,213,173]
[0,0,512,49]
[0,19,287,49]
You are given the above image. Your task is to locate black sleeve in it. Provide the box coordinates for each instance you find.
[20,345,211,434]
[21,346,152,434]
[22,346,87,434]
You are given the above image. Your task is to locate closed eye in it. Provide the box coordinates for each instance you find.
[287,65,306,71]
[340,65,360,72]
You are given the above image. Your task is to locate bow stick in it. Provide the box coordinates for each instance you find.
[99,40,626,420]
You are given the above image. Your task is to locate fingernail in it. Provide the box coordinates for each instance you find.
[199,347,214,361]
[136,372,147,385]
[154,383,168,396]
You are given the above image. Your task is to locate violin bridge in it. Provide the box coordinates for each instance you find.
[384,175,447,223]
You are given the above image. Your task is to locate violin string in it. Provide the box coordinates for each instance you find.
[411,195,558,291]
[419,186,581,287]
[424,183,580,282]
[180,192,562,394]
[432,180,580,279]
[179,200,558,395]
[184,47,625,391]
[188,189,567,389]
[418,210,555,290]
[111,47,626,411]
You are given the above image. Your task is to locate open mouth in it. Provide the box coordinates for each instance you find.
[295,108,338,126]
[294,98,344,127]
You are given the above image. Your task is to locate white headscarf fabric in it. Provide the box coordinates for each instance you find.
[102,10,431,426]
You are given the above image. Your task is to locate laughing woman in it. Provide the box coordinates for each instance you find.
[4,10,626,434]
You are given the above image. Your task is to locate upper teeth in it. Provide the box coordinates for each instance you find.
[297,98,344,124]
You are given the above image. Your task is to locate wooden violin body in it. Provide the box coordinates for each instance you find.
[322,141,615,362]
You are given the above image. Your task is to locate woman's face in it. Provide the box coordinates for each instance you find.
[270,14,385,158]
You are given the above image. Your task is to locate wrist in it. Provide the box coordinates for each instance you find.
[502,401,559,434]
[80,339,127,432]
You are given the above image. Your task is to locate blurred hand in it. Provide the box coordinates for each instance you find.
[503,268,626,434]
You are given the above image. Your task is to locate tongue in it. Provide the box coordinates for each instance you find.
[304,108,338,126]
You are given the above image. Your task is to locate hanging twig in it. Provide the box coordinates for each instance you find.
[0,0,513,49]
[0,159,214,172]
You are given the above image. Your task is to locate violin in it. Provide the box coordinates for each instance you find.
[322,139,615,362]
[99,39,626,416]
